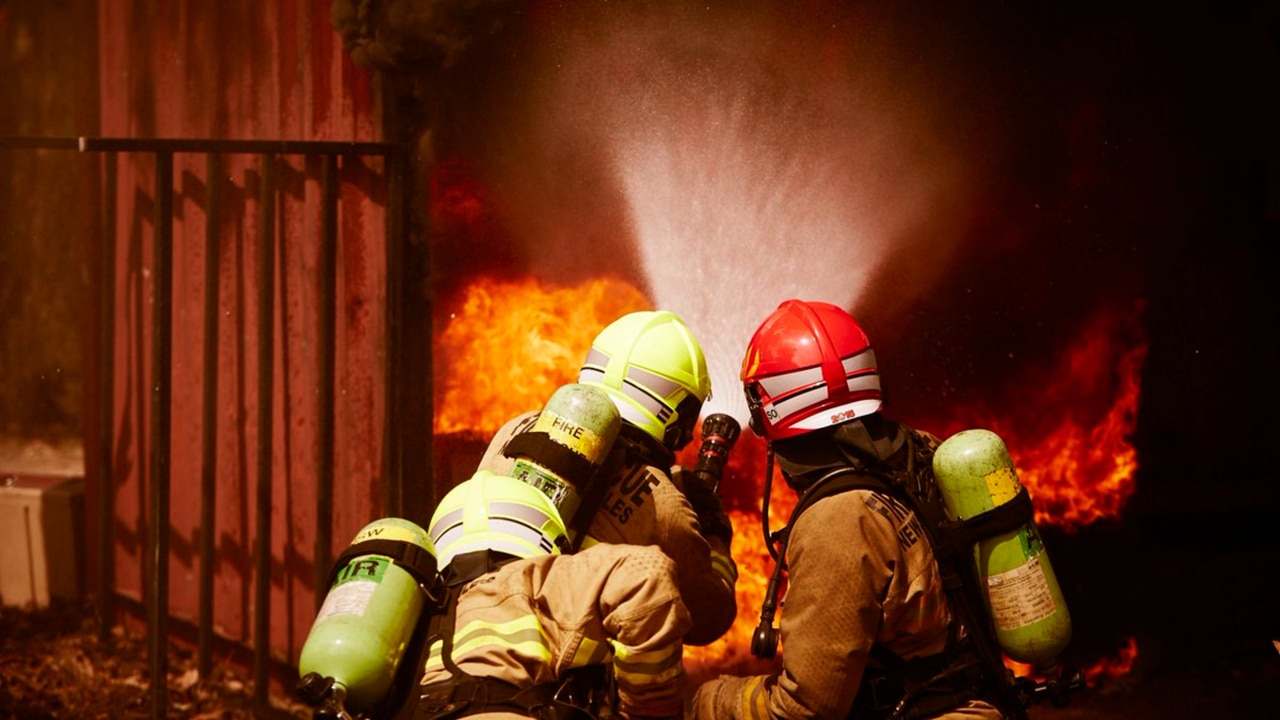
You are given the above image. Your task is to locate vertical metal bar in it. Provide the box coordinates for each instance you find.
[383,151,403,519]
[97,150,118,645]
[316,155,338,608]
[383,148,428,521]
[253,153,277,712]
[148,150,174,720]
[198,152,223,677]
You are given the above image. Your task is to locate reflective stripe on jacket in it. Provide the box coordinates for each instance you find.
[421,542,692,719]
[481,411,738,645]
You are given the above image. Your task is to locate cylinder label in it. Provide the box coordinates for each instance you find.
[535,409,606,460]
[314,579,377,622]
[986,555,1057,629]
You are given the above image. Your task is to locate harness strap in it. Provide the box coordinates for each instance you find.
[788,430,1030,720]
[330,537,441,591]
[502,431,598,489]
[415,580,602,720]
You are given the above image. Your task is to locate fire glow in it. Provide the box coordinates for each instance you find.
[435,278,1146,683]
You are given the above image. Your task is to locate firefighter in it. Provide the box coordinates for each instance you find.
[414,469,692,719]
[477,310,738,647]
[693,299,1007,719]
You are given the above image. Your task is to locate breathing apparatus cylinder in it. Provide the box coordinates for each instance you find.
[297,517,437,712]
[932,429,1072,670]
[504,382,622,539]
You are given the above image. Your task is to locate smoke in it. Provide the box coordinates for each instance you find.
[460,2,997,422]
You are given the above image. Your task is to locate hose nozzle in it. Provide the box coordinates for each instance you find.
[692,414,741,493]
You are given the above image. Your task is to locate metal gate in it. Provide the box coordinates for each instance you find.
[0,135,425,718]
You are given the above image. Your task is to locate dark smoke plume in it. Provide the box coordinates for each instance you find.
[330,0,526,71]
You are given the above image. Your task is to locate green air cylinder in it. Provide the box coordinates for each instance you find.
[932,428,1072,670]
[298,517,435,711]
[508,382,621,523]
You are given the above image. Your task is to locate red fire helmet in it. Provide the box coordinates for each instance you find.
[740,299,883,440]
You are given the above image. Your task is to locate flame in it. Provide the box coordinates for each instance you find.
[1005,636,1138,688]
[935,301,1148,531]
[434,275,650,436]
[1080,636,1139,686]
[436,277,1147,684]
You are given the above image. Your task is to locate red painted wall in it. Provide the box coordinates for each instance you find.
[94,0,389,671]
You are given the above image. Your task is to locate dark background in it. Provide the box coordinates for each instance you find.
[2,1,1278,717]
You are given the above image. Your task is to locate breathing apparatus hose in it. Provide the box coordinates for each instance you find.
[752,448,787,659]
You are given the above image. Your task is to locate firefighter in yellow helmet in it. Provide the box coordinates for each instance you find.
[414,469,692,720]
[692,300,1011,720]
[478,310,738,647]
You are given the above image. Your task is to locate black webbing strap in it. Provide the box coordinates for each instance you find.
[786,432,1030,720]
[938,488,1035,554]
[416,583,595,720]
[329,537,441,598]
[502,431,597,487]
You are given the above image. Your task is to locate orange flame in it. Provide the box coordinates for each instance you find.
[436,277,1146,683]
[1005,635,1137,688]
[1080,636,1139,686]
[434,275,649,436]
[935,301,1148,531]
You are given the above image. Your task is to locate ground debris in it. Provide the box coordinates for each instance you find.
[0,600,310,719]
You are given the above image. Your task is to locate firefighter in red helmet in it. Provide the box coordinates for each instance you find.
[693,299,1012,719]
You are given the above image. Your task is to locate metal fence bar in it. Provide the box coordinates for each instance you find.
[253,153,278,714]
[382,150,425,520]
[316,155,338,604]
[0,136,81,150]
[97,150,118,645]
[78,137,395,156]
[198,152,223,678]
[147,149,175,720]
[0,135,406,713]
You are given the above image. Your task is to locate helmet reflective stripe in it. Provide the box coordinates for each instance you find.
[756,365,826,402]
[740,300,882,440]
[488,500,558,526]
[758,348,879,426]
[581,349,684,410]
[444,518,554,558]
[578,364,676,427]
[578,311,710,449]
[789,397,885,430]
[429,507,465,542]
[428,470,568,572]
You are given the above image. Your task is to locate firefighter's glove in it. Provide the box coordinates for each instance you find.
[684,475,734,547]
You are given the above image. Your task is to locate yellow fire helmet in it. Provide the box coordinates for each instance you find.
[428,469,569,575]
[577,310,712,451]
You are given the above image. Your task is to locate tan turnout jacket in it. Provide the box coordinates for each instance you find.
[480,411,738,646]
[692,488,1002,719]
[418,543,691,719]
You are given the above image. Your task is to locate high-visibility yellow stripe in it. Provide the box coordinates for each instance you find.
[424,615,552,670]
[710,549,738,584]
[569,636,612,668]
[611,642,683,685]
[740,676,769,719]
